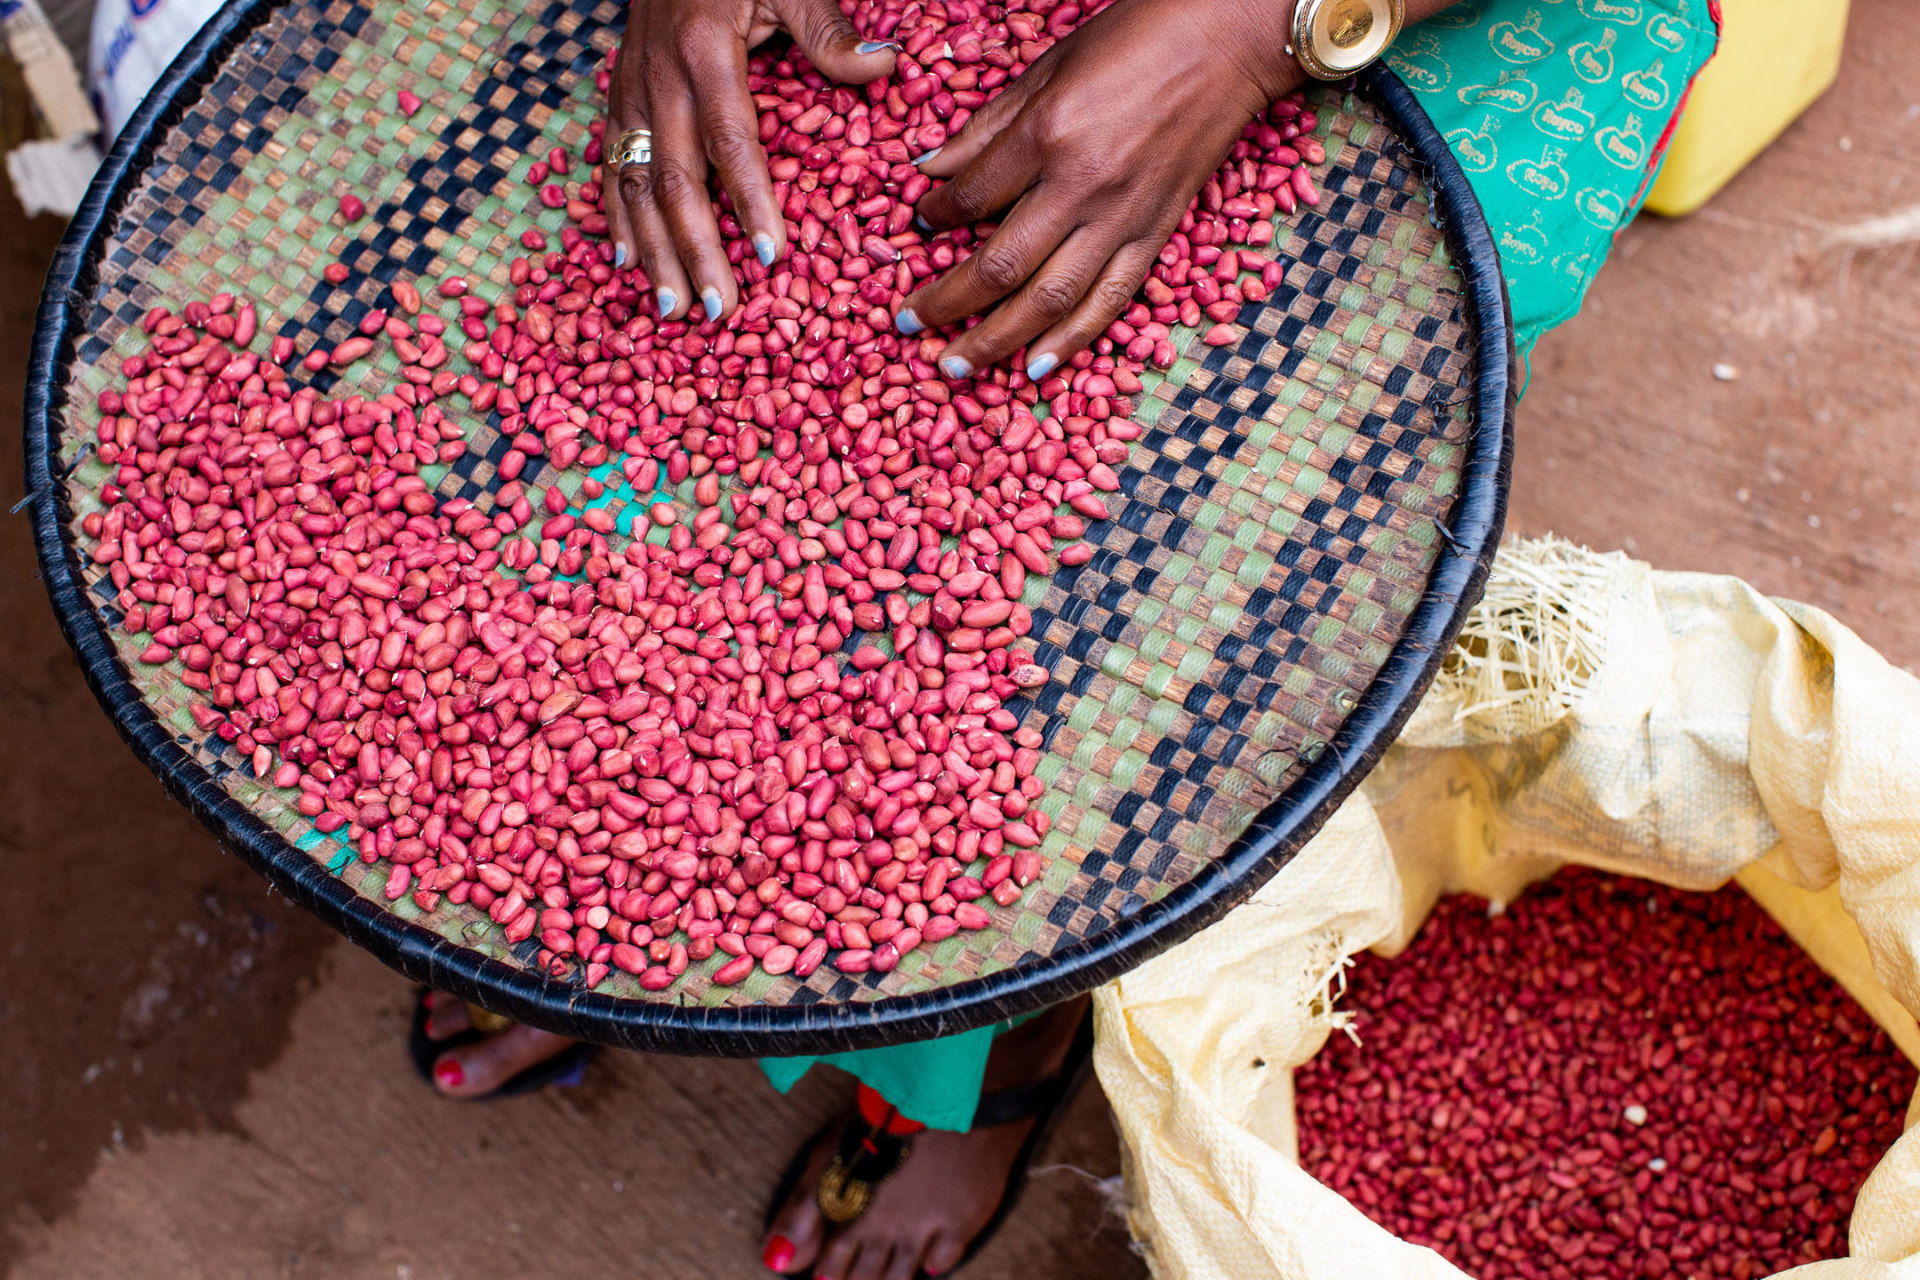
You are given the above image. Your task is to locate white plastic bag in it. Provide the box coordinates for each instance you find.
[87,0,222,142]
[1097,538,1920,1280]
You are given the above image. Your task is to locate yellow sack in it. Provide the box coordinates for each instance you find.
[1095,539,1920,1280]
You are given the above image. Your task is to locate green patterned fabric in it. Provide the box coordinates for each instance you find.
[760,1014,1036,1132]
[1390,0,1718,357]
[779,0,1717,1125]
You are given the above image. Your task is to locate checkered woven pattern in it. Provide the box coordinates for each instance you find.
[48,0,1475,1012]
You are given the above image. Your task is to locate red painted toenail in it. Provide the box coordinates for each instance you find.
[433,1058,464,1089]
[762,1235,796,1272]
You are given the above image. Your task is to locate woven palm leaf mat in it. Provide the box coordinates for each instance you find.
[26,0,1511,1054]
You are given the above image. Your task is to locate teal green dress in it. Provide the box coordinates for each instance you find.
[760,0,1718,1132]
[760,1018,1024,1132]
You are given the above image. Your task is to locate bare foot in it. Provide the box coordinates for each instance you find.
[761,997,1091,1279]
[418,991,582,1098]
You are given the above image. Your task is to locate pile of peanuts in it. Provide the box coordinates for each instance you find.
[1297,869,1915,1279]
[81,0,1331,992]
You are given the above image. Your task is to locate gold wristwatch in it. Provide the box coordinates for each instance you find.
[1287,0,1404,80]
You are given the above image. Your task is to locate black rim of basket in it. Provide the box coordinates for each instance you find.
[25,0,1515,1057]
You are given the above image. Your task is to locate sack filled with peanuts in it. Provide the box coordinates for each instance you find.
[1094,537,1920,1280]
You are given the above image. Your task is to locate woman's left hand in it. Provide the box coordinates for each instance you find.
[895,0,1301,381]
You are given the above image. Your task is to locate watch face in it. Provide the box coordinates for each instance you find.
[1307,0,1395,74]
[1328,0,1376,50]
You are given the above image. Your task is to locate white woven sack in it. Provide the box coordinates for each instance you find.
[1096,539,1920,1280]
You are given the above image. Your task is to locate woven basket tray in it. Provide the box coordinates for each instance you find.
[25,0,1513,1055]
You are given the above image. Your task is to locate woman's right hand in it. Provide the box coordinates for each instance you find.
[604,0,898,324]
[895,0,1298,381]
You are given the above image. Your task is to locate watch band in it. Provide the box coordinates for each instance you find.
[1288,0,1405,81]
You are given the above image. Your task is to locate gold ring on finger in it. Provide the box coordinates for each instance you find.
[612,128,652,168]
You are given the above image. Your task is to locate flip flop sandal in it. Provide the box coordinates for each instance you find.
[408,986,600,1100]
[761,1008,1098,1278]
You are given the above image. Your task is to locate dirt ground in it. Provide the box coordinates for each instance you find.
[2,2,1915,1275]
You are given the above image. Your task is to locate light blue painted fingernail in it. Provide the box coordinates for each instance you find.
[701,288,723,321]
[656,288,677,318]
[939,354,972,381]
[856,41,899,54]
[1026,352,1057,382]
[753,233,777,267]
[911,147,942,166]
[614,243,627,268]
[894,308,922,336]
[914,214,933,233]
